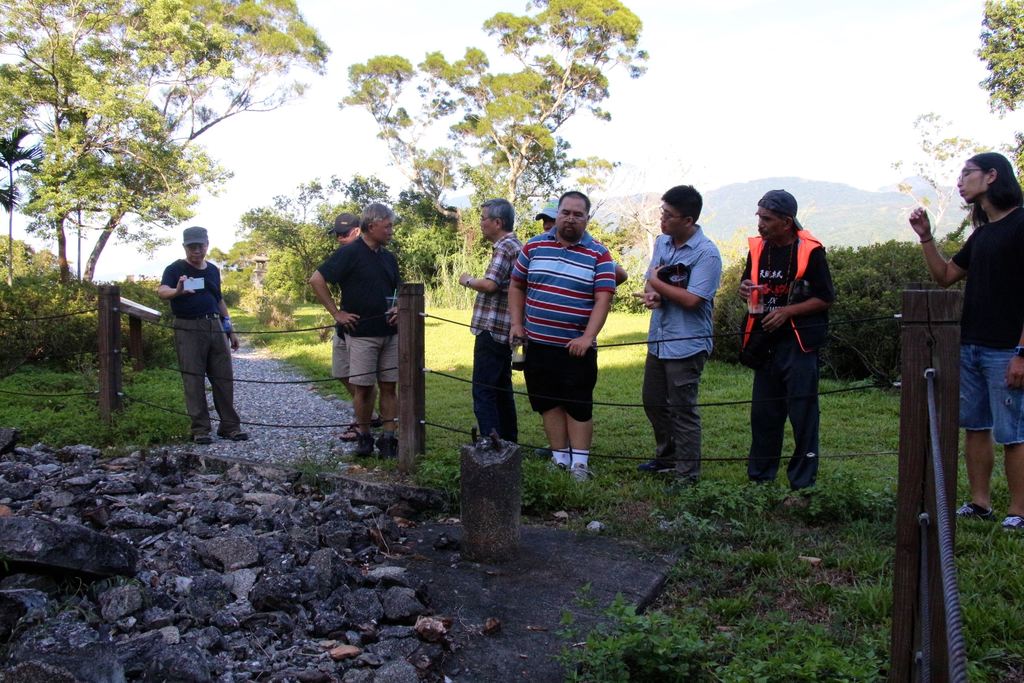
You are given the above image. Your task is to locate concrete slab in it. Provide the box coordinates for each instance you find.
[398,523,677,682]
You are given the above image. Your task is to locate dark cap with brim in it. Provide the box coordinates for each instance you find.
[758,190,803,230]
[329,212,360,237]
[182,226,209,245]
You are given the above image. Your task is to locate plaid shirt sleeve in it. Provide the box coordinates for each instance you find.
[483,238,519,288]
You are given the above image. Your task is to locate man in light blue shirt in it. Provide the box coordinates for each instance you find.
[638,185,722,483]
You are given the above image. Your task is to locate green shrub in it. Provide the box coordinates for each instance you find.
[239,288,296,329]
[560,596,715,682]
[787,470,895,525]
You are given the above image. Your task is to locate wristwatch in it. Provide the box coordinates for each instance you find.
[1015,346,1024,358]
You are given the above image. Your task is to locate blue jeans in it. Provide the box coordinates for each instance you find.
[472,331,518,442]
[960,344,1024,444]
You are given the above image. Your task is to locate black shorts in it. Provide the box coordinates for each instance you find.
[523,341,598,422]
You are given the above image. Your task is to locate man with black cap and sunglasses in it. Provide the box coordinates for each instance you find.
[738,190,834,490]
[158,226,248,445]
[325,213,380,441]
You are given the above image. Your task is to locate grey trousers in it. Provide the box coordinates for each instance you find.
[642,352,708,480]
[173,317,241,437]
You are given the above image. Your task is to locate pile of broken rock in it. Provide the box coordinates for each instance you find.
[0,436,454,683]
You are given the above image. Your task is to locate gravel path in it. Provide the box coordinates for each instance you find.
[164,342,360,466]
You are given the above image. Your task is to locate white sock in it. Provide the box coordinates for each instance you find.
[571,449,589,468]
[552,449,571,467]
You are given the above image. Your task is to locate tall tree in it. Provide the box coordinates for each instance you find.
[979,0,1024,173]
[0,0,328,282]
[0,127,42,285]
[343,0,647,233]
[892,113,987,235]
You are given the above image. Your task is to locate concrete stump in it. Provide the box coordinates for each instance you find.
[460,438,522,563]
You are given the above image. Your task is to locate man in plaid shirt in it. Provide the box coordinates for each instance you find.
[459,198,524,442]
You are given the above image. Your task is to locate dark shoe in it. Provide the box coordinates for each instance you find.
[354,432,375,457]
[193,434,213,445]
[637,459,675,474]
[371,414,384,429]
[376,433,398,459]
[218,431,249,441]
[1001,515,1024,531]
[955,502,995,521]
[533,447,553,460]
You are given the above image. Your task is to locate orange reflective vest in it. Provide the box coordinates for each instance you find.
[742,230,824,353]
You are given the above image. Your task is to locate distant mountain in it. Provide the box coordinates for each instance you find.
[599,177,968,248]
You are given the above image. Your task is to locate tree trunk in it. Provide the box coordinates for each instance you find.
[6,210,12,287]
[83,213,123,282]
[55,218,69,284]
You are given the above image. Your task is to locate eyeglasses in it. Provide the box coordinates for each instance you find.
[660,207,682,220]
[960,168,983,180]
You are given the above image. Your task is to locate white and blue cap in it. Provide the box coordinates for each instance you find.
[535,200,559,221]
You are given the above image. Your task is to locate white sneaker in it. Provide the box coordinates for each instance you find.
[550,457,568,471]
[570,463,592,481]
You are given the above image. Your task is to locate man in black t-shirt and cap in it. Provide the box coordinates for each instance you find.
[738,190,834,490]
[158,226,247,445]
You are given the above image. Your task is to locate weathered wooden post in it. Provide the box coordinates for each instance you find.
[460,434,522,562]
[97,284,122,423]
[119,297,161,371]
[890,287,961,682]
[397,283,425,473]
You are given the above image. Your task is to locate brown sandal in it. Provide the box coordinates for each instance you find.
[339,423,360,442]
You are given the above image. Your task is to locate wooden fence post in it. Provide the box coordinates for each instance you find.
[890,287,961,682]
[397,283,425,472]
[119,297,162,371]
[97,284,123,423]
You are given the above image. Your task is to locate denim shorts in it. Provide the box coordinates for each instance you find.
[960,344,1024,444]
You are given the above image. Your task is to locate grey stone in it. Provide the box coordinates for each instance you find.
[342,588,383,625]
[367,636,419,660]
[341,669,374,683]
[0,660,78,683]
[0,516,137,577]
[98,584,143,621]
[250,574,302,612]
[144,643,212,682]
[459,439,522,563]
[380,587,425,623]
[372,660,420,683]
[227,567,259,600]
[201,536,259,571]
[365,565,408,585]
[0,589,48,638]
[0,427,19,455]
[107,509,175,532]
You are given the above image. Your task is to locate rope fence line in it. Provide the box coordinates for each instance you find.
[121,393,396,430]
[149,364,397,385]
[421,310,905,348]
[140,311,392,336]
[0,308,96,323]
[0,387,99,398]
[421,419,897,464]
[425,368,888,409]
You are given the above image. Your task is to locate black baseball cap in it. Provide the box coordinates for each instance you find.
[329,212,360,237]
[757,190,803,230]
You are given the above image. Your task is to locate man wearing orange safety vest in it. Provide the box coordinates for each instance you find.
[738,190,835,490]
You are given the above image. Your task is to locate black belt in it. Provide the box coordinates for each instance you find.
[175,313,220,320]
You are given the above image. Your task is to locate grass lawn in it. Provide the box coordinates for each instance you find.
[2,303,1021,680]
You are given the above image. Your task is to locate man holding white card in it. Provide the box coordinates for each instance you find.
[158,226,247,445]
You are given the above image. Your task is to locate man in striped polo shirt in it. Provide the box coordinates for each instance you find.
[509,191,617,481]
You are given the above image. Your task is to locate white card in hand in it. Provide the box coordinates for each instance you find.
[184,276,205,290]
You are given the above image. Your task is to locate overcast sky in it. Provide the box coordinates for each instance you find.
[10,0,1021,280]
